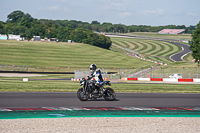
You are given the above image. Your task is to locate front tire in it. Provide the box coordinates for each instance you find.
[103,87,116,101]
[77,88,89,101]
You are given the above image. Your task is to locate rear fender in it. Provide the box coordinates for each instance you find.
[105,81,111,86]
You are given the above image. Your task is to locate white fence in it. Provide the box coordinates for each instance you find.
[0,64,28,72]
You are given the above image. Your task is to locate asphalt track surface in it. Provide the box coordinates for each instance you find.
[0,92,200,108]
[167,41,191,61]
[106,34,191,62]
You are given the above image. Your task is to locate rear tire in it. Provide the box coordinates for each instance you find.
[103,87,116,101]
[77,88,89,101]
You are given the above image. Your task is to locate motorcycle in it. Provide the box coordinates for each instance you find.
[77,76,116,101]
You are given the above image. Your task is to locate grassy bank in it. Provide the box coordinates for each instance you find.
[0,40,152,72]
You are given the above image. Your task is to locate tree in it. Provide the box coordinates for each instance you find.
[0,21,4,34]
[20,13,33,27]
[91,21,100,25]
[57,26,71,42]
[190,22,200,65]
[72,28,87,43]
[7,10,25,23]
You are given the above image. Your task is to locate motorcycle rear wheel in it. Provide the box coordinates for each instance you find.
[103,87,116,101]
[77,88,89,101]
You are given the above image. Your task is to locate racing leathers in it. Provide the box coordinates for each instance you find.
[91,69,103,87]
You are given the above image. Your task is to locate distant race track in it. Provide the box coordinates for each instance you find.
[106,34,191,62]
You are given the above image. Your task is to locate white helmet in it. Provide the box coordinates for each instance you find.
[90,64,97,72]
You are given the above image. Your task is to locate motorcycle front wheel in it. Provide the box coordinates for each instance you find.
[77,88,89,101]
[103,87,116,101]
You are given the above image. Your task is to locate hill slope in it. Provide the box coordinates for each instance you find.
[0,40,153,72]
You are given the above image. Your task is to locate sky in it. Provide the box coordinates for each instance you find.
[0,0,200,26]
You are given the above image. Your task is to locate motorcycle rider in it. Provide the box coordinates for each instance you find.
[89,64,104,93]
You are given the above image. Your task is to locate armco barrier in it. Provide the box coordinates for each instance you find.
[150,78,163,81]
[121,78,200,82]
[194,79,200,82]
[127,78,138,81]
[178,79,193,82]
[71,78,200,82]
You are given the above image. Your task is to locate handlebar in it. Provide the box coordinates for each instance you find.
[87,75,95,80]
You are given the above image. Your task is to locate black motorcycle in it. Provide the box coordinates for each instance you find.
[77,77,116,101]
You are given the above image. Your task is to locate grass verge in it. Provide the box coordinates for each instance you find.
[0,80,199,93]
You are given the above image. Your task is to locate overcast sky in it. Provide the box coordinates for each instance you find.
[0,0,199,26]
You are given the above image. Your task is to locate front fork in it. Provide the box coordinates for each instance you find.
[83,82,87,94]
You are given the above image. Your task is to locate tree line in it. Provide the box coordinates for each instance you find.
[0,10,112,49]
[190,21,200,65]
[0,10,197,49]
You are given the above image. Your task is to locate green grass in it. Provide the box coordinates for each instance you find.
[183,52,193,62]
[0,74,74,79]
[0,80,78,92]
[0,40,153,72]
[0,80,200,93]
[125,32,192,40]
[114,83,200,93]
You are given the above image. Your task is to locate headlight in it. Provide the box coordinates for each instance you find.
[80,80,84,86]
